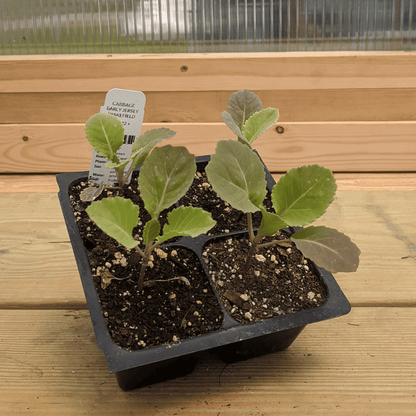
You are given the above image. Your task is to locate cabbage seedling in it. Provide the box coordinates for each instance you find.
[86,145,216,290]
[207,90,359,274]
[221,89,279,148]
[85,113,176,190]
[206,139,360,274]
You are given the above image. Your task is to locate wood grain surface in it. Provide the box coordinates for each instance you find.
[1,52,415,93]
[1,52,415,124]
[2,173,416,194]
[1,189,415,308]
[0,308,415,415]
[1,122,415,173]
[2,89,416,124]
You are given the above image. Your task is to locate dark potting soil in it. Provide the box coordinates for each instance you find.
[68,175,224,351]
[203,233,328,324]
[91,244,224,350]
[177,170,268,234]
[68,168,328,348]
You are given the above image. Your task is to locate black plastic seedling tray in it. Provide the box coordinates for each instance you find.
[56,155,350,391]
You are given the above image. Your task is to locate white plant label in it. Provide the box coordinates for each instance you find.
[88,88,146,185]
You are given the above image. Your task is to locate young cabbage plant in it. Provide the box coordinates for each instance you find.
[205,140,360,274]
[222,89,279,148]
[86,145,216,291]
[84,113,176,191]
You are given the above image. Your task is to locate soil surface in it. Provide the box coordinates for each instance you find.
[203,233,328,323]
[68,167,328,349]
[177,171,268,234]
[68,174,224,351]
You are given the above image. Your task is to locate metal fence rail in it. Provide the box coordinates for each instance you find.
[1,0,415,54]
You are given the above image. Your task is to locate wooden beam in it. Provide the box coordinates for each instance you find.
[2,88,416,124]
[1,122,415,173]
[2,173,416,194]
[1,52,415,93]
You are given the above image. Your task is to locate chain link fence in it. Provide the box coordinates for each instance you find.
[1,0,415,54]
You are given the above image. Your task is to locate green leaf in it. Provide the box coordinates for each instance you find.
[257,206,287,237]
[86,197,139,249]
[205,140,267,213]
[242,108,279,145]
[222,111,249,145]
[130,128,177,170]
[291,226,360,273]
[105,159,130,172]
[85,113,124,163]
[104,128,177,172]
[272,165,337,226]
[157,206,216,244]
[228,90,263,130]
[138,145,196,219]
[143,219,160,245]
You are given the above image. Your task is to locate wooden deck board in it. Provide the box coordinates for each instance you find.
[2,52,415,93]
[2,89,416,125]
[0,308,415,415]
[2,173,416,194]
[314,190,416,306]
[0,192,84,308]
[1,190,415,308]
[1,122,415,173]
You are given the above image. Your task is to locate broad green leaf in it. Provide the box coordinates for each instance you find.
[257,206,287,237]
[291,226,360,273]
[222,111,249,145]
[85,113,124,163]
[143,219,161,245]
[138,145,196,218]
[105,159,130,174]
[86,197,139,249]
[130,128,177,170]
[228,90,263,130]
[242,108,279,145]
[272,165,337,226]
[157,206,216,244]
[205,140,267,213]
[104,128,177,172]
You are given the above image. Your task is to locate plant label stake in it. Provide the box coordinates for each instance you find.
[88,88,146,185]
